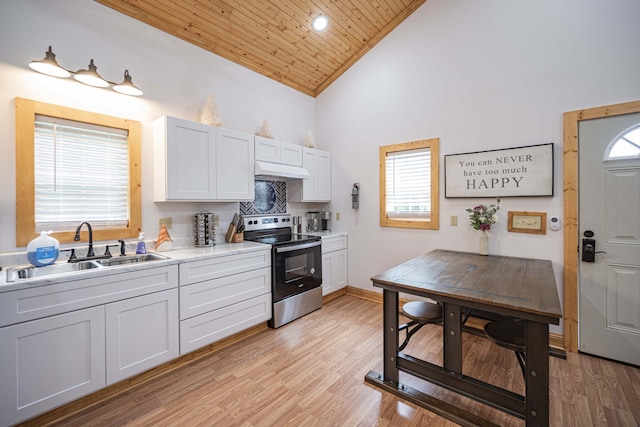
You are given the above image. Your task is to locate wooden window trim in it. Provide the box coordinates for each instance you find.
[15,97,142,247]
[379,138,439,230]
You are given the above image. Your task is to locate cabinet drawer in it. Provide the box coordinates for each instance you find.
[0,266,178,327]
[180,267,271,320]
[321,235,347,253]
[179,293,271,354]
[179,250,270,285]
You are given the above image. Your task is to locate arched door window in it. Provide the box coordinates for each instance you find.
[604,123,640,160]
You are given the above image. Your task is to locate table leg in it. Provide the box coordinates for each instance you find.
[382,289,399,384]
[525,320,550,427]
[443,303,462,375]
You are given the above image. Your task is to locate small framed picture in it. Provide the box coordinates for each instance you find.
[508,211,547,234]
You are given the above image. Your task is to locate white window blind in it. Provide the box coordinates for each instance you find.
[34,115,130,232]
[385,147,431,219]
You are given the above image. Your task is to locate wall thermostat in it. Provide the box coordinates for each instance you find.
[549,216,560,231]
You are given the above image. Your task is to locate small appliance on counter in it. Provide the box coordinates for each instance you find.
[320,211,331,231]
[306,212,320,232]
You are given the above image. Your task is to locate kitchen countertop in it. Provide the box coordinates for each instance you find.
[0,241,270,293]
[306,231,347,238]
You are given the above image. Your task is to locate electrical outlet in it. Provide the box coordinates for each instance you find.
[450,215,458,226]
[335,212,341,221]
[159,217,172,229]
[213,215,220,226]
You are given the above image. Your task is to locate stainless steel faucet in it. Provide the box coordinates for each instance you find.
[74,222,95,258]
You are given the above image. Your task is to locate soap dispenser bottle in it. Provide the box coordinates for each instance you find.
[136,232,147,254]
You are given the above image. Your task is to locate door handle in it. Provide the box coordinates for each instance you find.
[582,238,596,262]
[581,230,606,262]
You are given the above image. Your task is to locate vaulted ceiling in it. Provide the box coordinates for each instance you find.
[96,0,427,97]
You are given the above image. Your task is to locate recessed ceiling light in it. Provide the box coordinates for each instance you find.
[312,15,328,31]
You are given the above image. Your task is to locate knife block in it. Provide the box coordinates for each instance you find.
[225,223,236,243]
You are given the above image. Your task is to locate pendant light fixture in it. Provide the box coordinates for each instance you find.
[29,46,71,78]
[73,59,109,87]
[28,46,143,96]
[113,70,143,96]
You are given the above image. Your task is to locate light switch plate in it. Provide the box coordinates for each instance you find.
[158,217,172,229]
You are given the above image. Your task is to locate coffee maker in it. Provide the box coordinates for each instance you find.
[320,211,331,231]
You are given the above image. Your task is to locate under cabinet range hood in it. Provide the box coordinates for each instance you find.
[255,161,309,180]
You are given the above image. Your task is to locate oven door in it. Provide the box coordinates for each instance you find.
[273,240,322,302]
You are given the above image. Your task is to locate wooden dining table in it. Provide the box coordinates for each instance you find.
[365,249,563,427]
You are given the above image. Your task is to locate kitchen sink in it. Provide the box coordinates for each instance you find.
[6,253,170,282]
[9,260,103,280]
[95,253,169,266]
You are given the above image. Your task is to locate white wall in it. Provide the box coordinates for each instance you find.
[316,0,640,332]
[0,0,314,252]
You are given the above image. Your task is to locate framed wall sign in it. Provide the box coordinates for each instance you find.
[508,211,547,234]
[444,143,554,198]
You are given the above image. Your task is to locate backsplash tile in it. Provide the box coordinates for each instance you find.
[240,180,286,215]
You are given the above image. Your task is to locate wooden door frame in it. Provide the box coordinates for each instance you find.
[563,99,640,352]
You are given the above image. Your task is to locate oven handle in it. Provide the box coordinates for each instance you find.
[275,240,321,253]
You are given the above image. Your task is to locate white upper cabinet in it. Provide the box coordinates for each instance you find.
[216,128,255,200]
[255,136,303,166]
[289,147,331,202]
[153,116,254,202]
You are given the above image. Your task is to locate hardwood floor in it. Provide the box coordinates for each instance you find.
[33,295,640,426]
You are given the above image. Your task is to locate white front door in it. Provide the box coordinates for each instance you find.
[578,113,640,366]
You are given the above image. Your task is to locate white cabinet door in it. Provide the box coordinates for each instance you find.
[321,249,347,296]
[280,141,303,166]
[0,306,106,427]
[154,115,217,201]
[322,252,334,295]
[315,150,331,201]
[255,136,280,163]
[290,147,331,202]
[105,289,179,385]
[333,249,348,290]
[216,128,255,201]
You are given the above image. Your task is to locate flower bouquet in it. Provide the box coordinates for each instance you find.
[466,198,501,231]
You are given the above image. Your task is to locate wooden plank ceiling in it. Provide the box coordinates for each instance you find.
[96,0,427,97]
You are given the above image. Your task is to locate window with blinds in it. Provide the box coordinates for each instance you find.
[385,148,431,218]
[380,138,439,229]
[34,115,130,231]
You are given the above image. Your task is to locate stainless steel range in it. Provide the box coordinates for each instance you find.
[243,214,322,328]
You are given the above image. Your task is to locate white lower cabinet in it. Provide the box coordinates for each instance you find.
[0,265,178,427]
[0,306,106,427]
[179,249,272,354]
[106,289,179,384]
[321,235,348,296]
